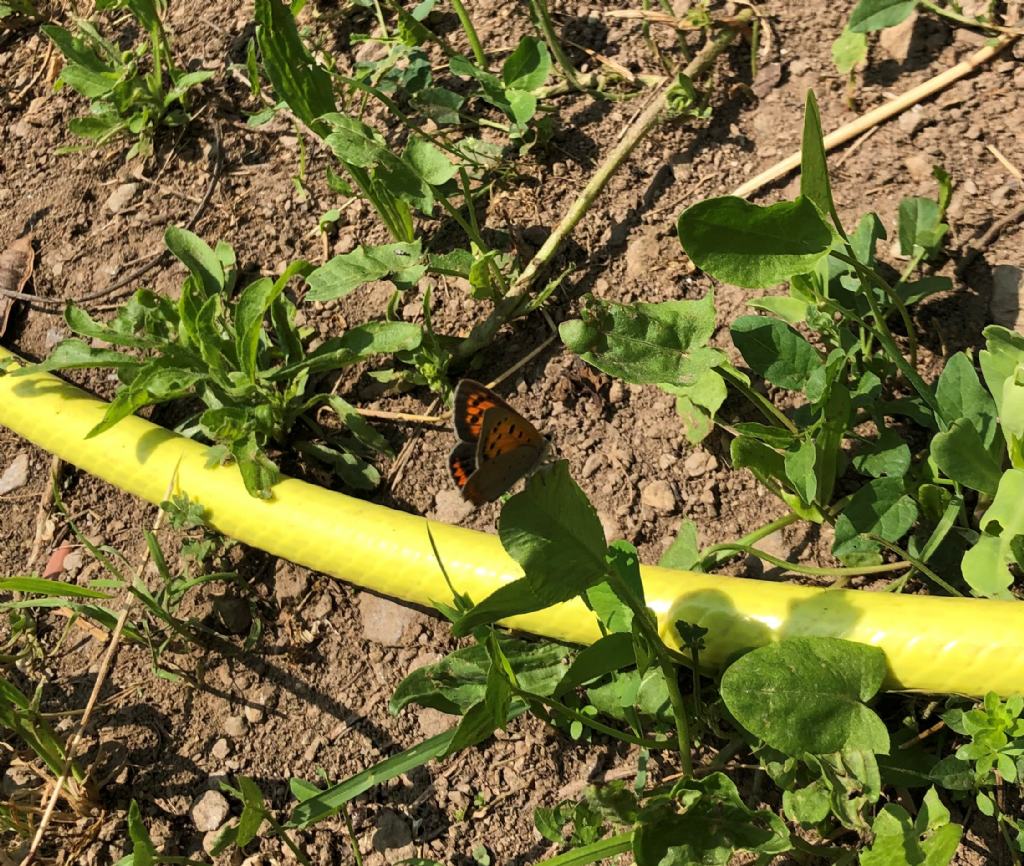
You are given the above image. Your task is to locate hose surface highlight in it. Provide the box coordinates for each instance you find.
[1,346,1021,697]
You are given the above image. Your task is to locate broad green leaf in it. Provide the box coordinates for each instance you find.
[455,462,606,634]
[13,339,139,374]
[899,196,947,258]
[800,91,838,229]
[731,316,822,390]
[859,788,961,866]
[677,195,832,289]
[960,468,1024,598]
[305,242,423,301]
[658,520,700,570]
[783,782,831,826]
[832,28,868,73]
[391,638,569,714]
[560,293,722,386]
[165,226,224,296]
[235,776,266,846]
[326,394,393,456]
[936,352,997,447]
[833,477,917,563]
[403,136,457,186]
[852,429,911,478]
[234,277,282,382]
[89,363,202,437]
[499,461,606,595]
[501,35,551,91]
[784,438,817,505]
[748,294,809,324]
[979,325,1024,415]
[897,275,951,306]
[254,0,335,134]
[505,89,537,126]
[275,321,422,378]
[930,418,1001,495]
[41,25,119,98]
[721,637,890,756]
[554,633,635,697]
[633,774,791,865]
[444,651,511,756]
[672,367,727,443]
[849,212,886,268]
[63,302,163,350]
[848,0,918,32]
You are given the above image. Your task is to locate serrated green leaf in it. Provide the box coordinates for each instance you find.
[560,293,722,386]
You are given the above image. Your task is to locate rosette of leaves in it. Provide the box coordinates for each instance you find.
[14,227,420,498]
[42,0,213,159]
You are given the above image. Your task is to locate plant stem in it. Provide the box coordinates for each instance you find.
[868,535,964,596]
[704,542,912,578]
[513,685,673,750]
[833,250,918,369]
[698,511,801,570]
[450,0,487,68]
[718,364,799,433]
[918,0,1024,35]
[452,10,751,364]
[529,0,582,90]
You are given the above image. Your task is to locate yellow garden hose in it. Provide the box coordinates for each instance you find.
[1,346,1021,698]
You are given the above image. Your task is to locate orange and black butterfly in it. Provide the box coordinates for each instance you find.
[449,379,548,505]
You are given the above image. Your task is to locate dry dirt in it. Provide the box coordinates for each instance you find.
[1,0,1023,863]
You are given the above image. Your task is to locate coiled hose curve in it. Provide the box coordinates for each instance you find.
[1,346,1021,697]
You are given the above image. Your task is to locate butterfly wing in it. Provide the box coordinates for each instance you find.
[448,441,478,495]
[461,404,547,503]
[452,379,517,443]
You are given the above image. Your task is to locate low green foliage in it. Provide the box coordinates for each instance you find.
[562,90,1022,599]
[43,0,213,159]
[15,227,420,497]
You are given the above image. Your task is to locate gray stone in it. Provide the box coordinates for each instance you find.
[372,809,413,851]
[224,715,248,738]
[191,790,230,832]
[432,488,474,524]
[359,593,425,646]
[641,480,677,514]
[878,11,918,63]
[0,452,29,494]
[105,183,139,214]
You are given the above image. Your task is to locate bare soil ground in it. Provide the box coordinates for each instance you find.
[1,0,1023,863]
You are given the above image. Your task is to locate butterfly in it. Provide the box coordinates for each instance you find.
[449,379,548,505]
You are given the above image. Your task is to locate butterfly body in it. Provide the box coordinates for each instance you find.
[449,379,547,505]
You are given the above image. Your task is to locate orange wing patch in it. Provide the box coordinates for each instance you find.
[453,379,507,441]
[448,442,477,491]
[480,414,536,459]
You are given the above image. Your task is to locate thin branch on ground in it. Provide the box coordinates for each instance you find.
[452,11,751,365]
[20,479,175,866]
[732,35,1018,198]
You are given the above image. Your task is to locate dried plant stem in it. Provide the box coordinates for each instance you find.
[20,482,173,866]
[452,11,751,364]
[732,35,1017,198]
